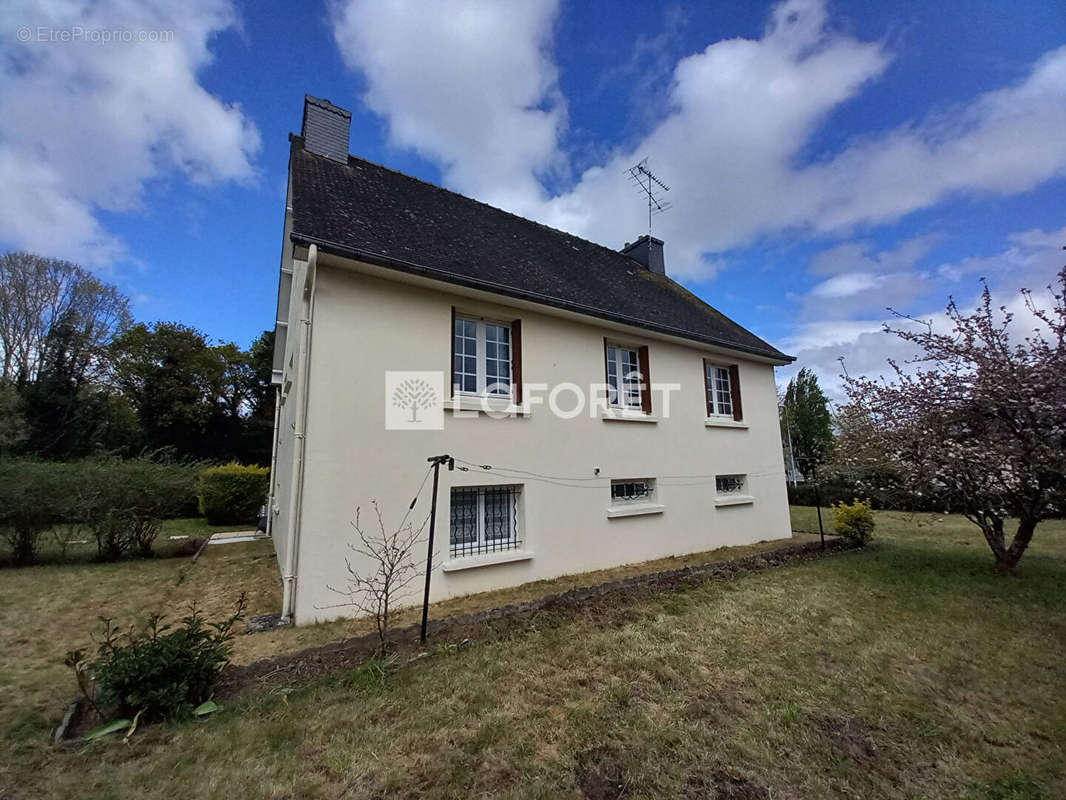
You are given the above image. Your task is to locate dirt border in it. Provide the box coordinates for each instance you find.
[218,538,859,698]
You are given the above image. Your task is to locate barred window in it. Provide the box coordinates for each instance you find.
[715,474,746,495]
[611,479,651,503]
[450,485,521,558]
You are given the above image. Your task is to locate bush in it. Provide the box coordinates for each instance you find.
[198,463,269,525]
[0,456,200,565]
[84,594,246,721]
[77,457,202,560]
[833,498,875,545]
[0,460,70,565]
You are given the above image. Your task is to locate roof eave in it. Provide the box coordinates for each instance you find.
[290,231,796,365]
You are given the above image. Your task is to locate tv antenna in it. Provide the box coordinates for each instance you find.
[625,157,672,234]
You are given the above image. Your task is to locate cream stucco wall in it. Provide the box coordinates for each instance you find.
[277,256,792,624]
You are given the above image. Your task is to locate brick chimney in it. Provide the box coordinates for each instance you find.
[301,95,351,162]
[622,235,665,275]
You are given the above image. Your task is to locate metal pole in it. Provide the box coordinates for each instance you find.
[814,470,825,549]
[420,455,449,644]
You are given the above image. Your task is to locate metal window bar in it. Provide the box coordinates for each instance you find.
[449,485,521,558]
[716,475,746,494]
[611,480,650,502]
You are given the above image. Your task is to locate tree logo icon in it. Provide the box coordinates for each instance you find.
[392,377,438,423]
[384,371,445,430]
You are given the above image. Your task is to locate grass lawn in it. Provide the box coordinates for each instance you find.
[0,517,255,566]
[2,509,1065,799]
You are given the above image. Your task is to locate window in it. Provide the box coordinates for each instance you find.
[606,345,642,409]
[715,474,747,495]
[453,316,511,396]
[705,362,734,417]
[611,479,651,503]
[450,485,521,558]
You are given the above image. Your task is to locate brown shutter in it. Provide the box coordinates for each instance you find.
[729,364,743,421]
[638,345,652,415]
[450,306,457,398]
[702,358,712,416]
[511,318,523,404]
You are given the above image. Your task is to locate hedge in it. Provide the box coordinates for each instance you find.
[197,463,270,525]
[0,457,201,564]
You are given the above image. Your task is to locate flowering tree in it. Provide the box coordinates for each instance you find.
[839,265,1066,573]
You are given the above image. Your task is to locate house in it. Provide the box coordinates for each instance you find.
[268,96,796,625]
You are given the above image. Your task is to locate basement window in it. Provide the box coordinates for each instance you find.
[716,475,746,494]
[714,474,754,507]
[611,479,651,503]
[450,485,521,558]
[607,478,664,518]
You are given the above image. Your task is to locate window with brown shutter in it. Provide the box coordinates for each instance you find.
[704,360,742,420]
[511,318,523,405]
[728,364,743,421]
[638,345,651,414]
[605,341,645,411]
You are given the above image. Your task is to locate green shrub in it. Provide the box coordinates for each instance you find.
[86,594,246,721]
[833,498,876,545]
[0,460,70,565]
[0,456,199,565]
[76,457,202,560]
[198,463,269,525]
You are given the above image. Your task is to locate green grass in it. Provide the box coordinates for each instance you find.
[2,508,1065,799]
[0,517,253,566]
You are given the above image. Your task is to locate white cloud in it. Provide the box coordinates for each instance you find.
[802,234,939,317]
[0,0,259,266]
[330,0,1066,284]
[784,226,1066,400]
[329,0,564,216]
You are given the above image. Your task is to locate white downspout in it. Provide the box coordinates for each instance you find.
[266,384,281,538]
[280,244,317,623]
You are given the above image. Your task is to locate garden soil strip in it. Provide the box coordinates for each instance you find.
[218,538,859,699]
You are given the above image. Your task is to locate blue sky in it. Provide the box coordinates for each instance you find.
[2,0,1065,396]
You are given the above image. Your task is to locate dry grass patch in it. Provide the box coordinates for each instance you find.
[3,512,1065,799]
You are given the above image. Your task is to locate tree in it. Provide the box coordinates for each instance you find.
[781,368,833,480]
[327,502,428,655]
[0,252,130,384]
[109,322,226,459]
[840,266,1066,573]
[0,381,27,454]
[240,330,276,466]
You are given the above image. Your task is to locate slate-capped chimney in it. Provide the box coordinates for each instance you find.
[301,95,351,162]
[622,235,665,275]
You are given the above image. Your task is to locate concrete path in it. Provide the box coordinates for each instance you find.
[207,531,269,545]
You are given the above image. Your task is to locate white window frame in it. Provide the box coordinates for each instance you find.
[606,344,643,409]
[607,477,664,518]
[705,363,733,418]
[449,485,521,557]
[610,479,652,503]
[454,316,513,398]
[715,474,746,495]
[714,473,754,507]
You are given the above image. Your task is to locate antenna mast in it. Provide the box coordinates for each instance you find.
[626,157,672,234]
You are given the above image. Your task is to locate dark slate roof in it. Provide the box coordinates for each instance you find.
[288,137,793,362]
